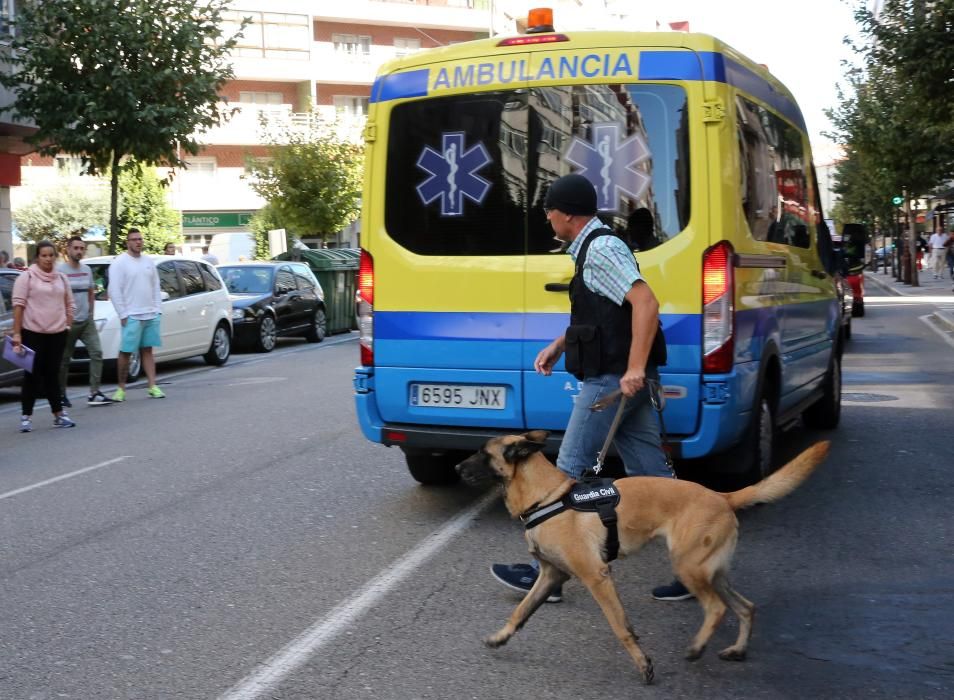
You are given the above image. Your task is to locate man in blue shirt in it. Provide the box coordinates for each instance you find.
[491,173,691,603]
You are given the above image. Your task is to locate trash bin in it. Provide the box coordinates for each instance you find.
[273,248,359,334]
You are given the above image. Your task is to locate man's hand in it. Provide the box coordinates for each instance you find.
[534,338,565,376]
[120,317,128,327]
[620,367,646,397]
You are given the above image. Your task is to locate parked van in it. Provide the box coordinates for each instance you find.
[208,232,255,264]
[354,15,842,485]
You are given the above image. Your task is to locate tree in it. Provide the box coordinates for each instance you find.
[245,114,363,242]
[0,0,247,253]
[118,162,181,254]
[248,203,287,261]
[12,177,109,247]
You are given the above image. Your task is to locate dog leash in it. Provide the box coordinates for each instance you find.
[589,381,675,477]
[588,393,628,476]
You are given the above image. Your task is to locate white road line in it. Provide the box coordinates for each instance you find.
[0,456,132,502]
[921,314,954,350]
[218,488,500,700]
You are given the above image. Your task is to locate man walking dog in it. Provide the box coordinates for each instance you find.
[491,173,691,603]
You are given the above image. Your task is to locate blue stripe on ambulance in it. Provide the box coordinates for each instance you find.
[370,51,805,131]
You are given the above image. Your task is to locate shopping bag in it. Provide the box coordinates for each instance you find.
[2,335,35,373]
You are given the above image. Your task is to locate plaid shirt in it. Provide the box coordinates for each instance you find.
[566,217,643,305]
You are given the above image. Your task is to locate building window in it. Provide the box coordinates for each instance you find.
[184,158,217,179]
[332,33,371,57]
[0,0,13,39]
[238,91,286,111]
[394,37,421,56]
[333,96,369,118]
[223,10,309,60]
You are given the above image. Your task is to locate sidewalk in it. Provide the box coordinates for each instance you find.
[864,265,954,332]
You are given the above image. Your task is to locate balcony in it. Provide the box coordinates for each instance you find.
[197,106,364,147]
[310,0,490,31]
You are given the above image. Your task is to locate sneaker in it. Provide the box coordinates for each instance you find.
[53,413,76,429]
[19,415,32,433]
[61,395,72,408]
[651,579,694,601]
[87,391,115,406]
[147,386,165,399]
[111,388,126,402]
[490,563,562,603]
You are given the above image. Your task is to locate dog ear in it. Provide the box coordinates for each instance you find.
[503,436,547,464]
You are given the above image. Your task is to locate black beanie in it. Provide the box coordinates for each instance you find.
[544,173,597,216]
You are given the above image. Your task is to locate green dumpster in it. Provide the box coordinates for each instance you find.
[273,248,359,334]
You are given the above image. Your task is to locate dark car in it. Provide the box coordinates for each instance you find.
[1,268,25,388]
[220,262,326,352]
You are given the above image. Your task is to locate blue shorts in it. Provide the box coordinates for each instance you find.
[120,316,162,353]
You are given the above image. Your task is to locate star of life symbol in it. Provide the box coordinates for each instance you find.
[416,132,493,216]
[565,123,651,211]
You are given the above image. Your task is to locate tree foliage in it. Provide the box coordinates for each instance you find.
[826,1,954,281]
[12,177,109,247]
[118,163,181,254]
[0,0,246,253]
[248,203,288,261]
[245,115,363,242]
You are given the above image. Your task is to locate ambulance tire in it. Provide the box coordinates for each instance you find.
[720,373,778,485]
[803,352,842,430]
[404,450,462,486]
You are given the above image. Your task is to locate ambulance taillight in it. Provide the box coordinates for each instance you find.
[702,241,735,374]
[358,248,374,366]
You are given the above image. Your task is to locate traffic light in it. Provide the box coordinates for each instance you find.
[892,195,904,206]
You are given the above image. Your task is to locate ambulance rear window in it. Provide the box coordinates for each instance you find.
[384,84,689,256]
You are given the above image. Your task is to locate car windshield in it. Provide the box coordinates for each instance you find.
[89,263,110,301]
[220,266,273,294]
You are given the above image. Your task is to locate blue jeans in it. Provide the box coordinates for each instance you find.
[556,372,671,479]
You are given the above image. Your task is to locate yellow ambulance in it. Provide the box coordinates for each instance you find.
[354,10,842,484]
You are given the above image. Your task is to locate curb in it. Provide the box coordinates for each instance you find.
[863,272,902,296]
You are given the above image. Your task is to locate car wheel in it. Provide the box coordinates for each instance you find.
[404,450,463,486]
[852,298,865,318]
[203,323,231,366]
[304,307,327,343]
[718,377,777,484]
[803,352,842,430]
[255,315,277,353]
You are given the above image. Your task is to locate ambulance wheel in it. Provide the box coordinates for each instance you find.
[803,352,842,430]
[720,377,777,484]
[404,450,462,486]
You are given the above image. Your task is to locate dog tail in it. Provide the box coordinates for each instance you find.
[724,440,830,511]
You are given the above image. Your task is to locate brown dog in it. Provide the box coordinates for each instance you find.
[456,431,829,683]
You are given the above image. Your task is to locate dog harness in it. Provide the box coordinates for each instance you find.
[520,477,622,562]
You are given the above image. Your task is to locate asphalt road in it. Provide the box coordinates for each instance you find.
[1,302,952,700]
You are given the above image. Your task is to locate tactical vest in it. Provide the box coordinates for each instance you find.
[565,229,666,380]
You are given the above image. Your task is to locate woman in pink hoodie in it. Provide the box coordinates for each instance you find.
[10,240,77,432]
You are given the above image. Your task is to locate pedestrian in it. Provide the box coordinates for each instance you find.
[58,235,114,407]
[201,245,219,265]
[946,232,954,289]
[163,242,176,256]
[0,250,9,267]
[928,229,950,279]
[10,240,77,432]
[107,228,165,401]
[915,233,927,271]
[490,174,691,603]
[10,256,27,270]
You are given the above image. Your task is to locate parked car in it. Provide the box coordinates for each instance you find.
[71,256,233,380]
[218,262,326,352]
[0,268,24,388]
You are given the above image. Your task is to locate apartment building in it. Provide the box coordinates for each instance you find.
[1,0,38,258]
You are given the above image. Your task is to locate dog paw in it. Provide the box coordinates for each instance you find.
[684,646,705,661]
[641,658,654,685]
[483,635,508,649]
[718,647,747,662]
